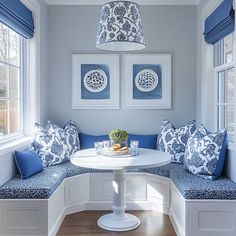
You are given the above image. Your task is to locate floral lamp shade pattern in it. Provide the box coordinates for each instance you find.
[96,1,145,51]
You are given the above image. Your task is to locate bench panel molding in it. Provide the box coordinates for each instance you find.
[0,200,48,236]
[0,172,236,236]
[188,201,236,236]
[146,174,170,214]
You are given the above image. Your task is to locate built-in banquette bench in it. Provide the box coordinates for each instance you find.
[0,160,236,236]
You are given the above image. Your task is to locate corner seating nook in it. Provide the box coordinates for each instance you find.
[0,160,236,236]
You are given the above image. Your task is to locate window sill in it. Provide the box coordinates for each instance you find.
[0,136,33,156]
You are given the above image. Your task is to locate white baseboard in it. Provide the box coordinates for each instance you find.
[49,211,65,236]
[65,203,86,215]
[169,208,185,236]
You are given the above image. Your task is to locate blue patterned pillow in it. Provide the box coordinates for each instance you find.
[33,123,69,167]
[184,125,227,180]
[33,121,80,167]
[46,120,80,156]
[158,120,196,163]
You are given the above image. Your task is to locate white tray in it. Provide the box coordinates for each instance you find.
[101,148,138,158]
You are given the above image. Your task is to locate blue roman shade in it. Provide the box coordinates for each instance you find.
[0,0,34,38]
[203,0,235,44]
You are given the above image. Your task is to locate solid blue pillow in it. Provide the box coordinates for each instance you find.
[128,134,158,149]
[79,133,109,149]
[14,149,44,179]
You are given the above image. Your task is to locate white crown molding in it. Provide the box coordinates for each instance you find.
[44,0,200,5]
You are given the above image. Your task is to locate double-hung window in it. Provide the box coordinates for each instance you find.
[0,22,24,141]
[214,33,235,141]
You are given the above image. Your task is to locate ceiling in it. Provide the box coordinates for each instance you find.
[45,0,202,5]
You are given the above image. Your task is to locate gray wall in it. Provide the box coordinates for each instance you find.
[37,0,49,125]
[48,5,197,134]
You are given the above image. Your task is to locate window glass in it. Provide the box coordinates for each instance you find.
[0,100,8,135]
[214,33,235,141]
[224,34,233,63]
[226,68,235,138]
[9,66,20,98]
[9,99,20,134]
[217,71,225,130]
[0,62,8,97]
[0,24,8,63]
[0,23,22,140]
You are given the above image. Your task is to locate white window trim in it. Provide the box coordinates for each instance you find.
[0,0,40,148]
[21,0,41,136]
[213,61,235,135]
[200,0,236,150]
[200,0,222,130]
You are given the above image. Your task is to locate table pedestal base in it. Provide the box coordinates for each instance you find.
[97,169,140,231]
[97,213,140,231]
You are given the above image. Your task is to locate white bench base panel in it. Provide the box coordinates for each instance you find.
[0,173,235,236]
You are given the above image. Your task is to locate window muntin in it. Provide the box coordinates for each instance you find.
[0,23,22,139]
[214,33,235,141]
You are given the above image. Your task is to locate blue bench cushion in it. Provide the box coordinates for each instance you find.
[66,162,111,177]
[144,163,179,178]
[1,162,236,200]
[67,162,147,177]
[170,165,236,200]
[0,163,68,199]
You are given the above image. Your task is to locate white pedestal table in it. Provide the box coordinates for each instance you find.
[70,148,171,232]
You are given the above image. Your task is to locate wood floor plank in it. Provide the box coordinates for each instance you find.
[57,211,176,236]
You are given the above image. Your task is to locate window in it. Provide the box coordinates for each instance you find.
[214,33,235,140]
[0,23,23,140]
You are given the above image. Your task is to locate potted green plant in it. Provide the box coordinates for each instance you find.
[109,129,128,147]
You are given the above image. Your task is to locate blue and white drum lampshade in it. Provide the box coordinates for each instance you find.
[96,1,145,51]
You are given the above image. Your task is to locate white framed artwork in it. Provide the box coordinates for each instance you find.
[72,54,120,109]
[123,54,171,109]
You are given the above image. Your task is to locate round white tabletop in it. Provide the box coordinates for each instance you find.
[70,148,171,232]
[70,148,171,170]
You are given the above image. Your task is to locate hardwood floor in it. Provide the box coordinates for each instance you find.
[57,211,176,236]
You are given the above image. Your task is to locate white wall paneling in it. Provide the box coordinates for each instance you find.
[1,172,236,236]
[146,174,170,214]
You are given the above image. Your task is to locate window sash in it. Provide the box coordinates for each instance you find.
[0,25,24,142]
[215,65,235,141]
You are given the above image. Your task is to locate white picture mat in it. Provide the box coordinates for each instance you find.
[123,54,171,109]
[72,54,120,109]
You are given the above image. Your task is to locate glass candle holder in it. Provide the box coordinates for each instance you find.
[94,142,103,155]
[130,140,139,155]
[103,140,111,148]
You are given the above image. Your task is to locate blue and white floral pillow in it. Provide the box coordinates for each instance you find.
[46,120,80,156]
[33,121,80,167]
[158,120,196,163]
[184,125,227,180]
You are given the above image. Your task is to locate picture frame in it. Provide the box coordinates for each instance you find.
[72,54,120,109]
[123,54,171,109]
